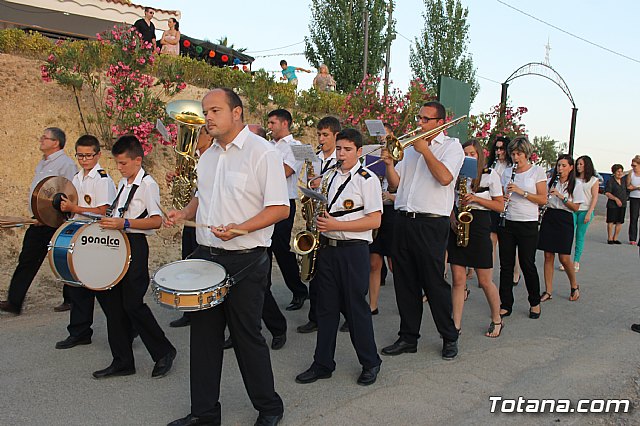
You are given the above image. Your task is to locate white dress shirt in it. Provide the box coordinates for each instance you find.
[322,163,382,243]
[29,149,77,214]
[112,168,162,235]
[393,132,464,216]
[270,134,302,199]
[71,162,117,218]
[548,180,585,212]
[196,125,289,250]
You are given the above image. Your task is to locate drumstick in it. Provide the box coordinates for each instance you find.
[157,206,248,235]
[0,216,38,228]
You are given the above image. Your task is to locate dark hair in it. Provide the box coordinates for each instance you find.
[422,101,446,120]
[144,7,154,13]
[317,116,341,133]
[112,135,144,159]
[45,127,66,149]
[268,109,293,128]
[279,60,288,67]
[335,128,363,149]
[576,155,595,182]
[549,154,576,196]
[462,139,485,192]
[75,135,100,152]
[611,163,624,173]
[170,18,179,30]
[214,87,244,121]
[487,135,511,167]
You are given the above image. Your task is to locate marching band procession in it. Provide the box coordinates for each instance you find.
[1,88,639,426]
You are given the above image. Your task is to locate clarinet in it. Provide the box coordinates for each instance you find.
[538,175,559,225]
[499,162,518,228]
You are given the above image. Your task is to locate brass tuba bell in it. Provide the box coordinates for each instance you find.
[166,100,207,210]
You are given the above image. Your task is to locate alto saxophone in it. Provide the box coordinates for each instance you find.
[293,160,320,281]
[456,176,474,247]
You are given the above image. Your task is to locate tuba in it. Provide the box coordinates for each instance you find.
[456,176,474,247]
[166,100,207,210]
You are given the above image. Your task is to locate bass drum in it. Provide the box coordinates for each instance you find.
[48,221,131,290]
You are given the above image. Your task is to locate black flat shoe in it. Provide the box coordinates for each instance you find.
[529,306,541,319]
[55,335,91,349]
[286,295,307,311]
[499,309,512,318]
[295,366,332,384]
[254,413,283,426]
[442,340,458,360]
[169,315,190,328]
[296,321,318,333]
[371,308,379,315]
[631,324,640,334]
[381,339,417,356]
[167,414,217,426]
[271,334,286,350]
[152,348,177,378]
[93,364,135,379]
[357,364,381,386]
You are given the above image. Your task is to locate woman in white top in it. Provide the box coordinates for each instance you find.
[160,18,180,56]
[569,155,599,272]
[627,155,640,245]
[497,136,547,319]
[538,155,584,302]
[448,140,504,337]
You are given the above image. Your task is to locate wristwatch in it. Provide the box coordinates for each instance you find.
[562,196,569,204]
[124,219,130,230]
[523,191,529,199]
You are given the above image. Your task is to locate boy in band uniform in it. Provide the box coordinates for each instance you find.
[93,135,176,379]
[296,128,383,386]
[56,135,117,349]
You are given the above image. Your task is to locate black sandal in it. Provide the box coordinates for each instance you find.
[485,321,504,338]
[570,286,580,301]
[540,291,553,302]
[499,309,511,318]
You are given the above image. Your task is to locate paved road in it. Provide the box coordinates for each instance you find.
[1,213,639,425]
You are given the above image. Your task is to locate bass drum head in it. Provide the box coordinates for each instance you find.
[153,259,227,292]
[69,223,130,290]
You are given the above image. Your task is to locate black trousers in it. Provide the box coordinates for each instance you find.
[312,243,380,372]
[307,275,318,323]
[629,198,640,243]
[67,286,95,338]
[268,200,307,299]
[497,220,541,310]
[188,246,284,423]
[95,234,174,368]
[7,224,70,311]
[391,215,458,344]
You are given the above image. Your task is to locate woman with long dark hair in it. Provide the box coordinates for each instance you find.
[539,155,585,302]
[497,136,547,319]
[448,140,504,337]
[570,155,599,272]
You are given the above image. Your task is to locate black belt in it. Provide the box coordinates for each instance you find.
[319,235,368,247]
[200,245,266,256]
[398,210,447,219]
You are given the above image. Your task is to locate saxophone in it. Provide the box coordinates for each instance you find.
[293,160,320,281]
[456,176,474,247]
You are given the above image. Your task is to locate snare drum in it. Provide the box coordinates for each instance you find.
[48,221,131,290]
[151,259,228,311]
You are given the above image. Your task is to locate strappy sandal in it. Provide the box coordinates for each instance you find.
[540,291,553,302]
[485,321,504,338]
[464,287,470,301]
[570,286,580,301]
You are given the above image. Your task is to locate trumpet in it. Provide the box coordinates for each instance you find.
[499,162,518,228]
[364,116,467,167]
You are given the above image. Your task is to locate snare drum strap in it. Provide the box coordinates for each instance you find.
[226,251,269,288]
[107,173,149,218]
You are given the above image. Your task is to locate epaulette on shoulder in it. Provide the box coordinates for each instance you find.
[98,169,108,178]
[358,167,371,180]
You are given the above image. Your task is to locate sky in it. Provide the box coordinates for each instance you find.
[144,0,639,172]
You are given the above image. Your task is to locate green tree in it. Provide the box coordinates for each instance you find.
[305,0,394,92]
[532,135,567,169]
[410,0,479,102]
[216,36,247,53]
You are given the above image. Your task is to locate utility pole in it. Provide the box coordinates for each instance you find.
[363,0,369,80]
[383,0,395,102]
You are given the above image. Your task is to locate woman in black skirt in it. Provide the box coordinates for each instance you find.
[539,154,585,302]
[605,163,628,244]
[448,140,504,337]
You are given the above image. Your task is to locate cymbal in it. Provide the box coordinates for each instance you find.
[30,176,78,227]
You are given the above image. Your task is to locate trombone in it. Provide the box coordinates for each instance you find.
[363,115,467,167]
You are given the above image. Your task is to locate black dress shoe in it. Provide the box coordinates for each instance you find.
[55,335,91,349]
[254,413,283,426]
[357,364,381,386]
[152,348,177,378]
[631,324,640,333]
[170,315,191,328]
[371,308,379,315]
[442,340,458,360]
[381,339,417,356]
[53,302,72,312]
[286,295,307,311]
[295,366,332,384]
[92,364,136,379]
[271,334,286,350]
[167,414,216,426]
[296,321,318,333]
[529,306,541,319]
[223,336,233,350]
[0,300,20,314]
[339,320,349,332]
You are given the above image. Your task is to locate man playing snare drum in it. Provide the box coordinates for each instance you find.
[166,88,289,426]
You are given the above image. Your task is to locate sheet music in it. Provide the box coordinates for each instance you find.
[290,144,317,162]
